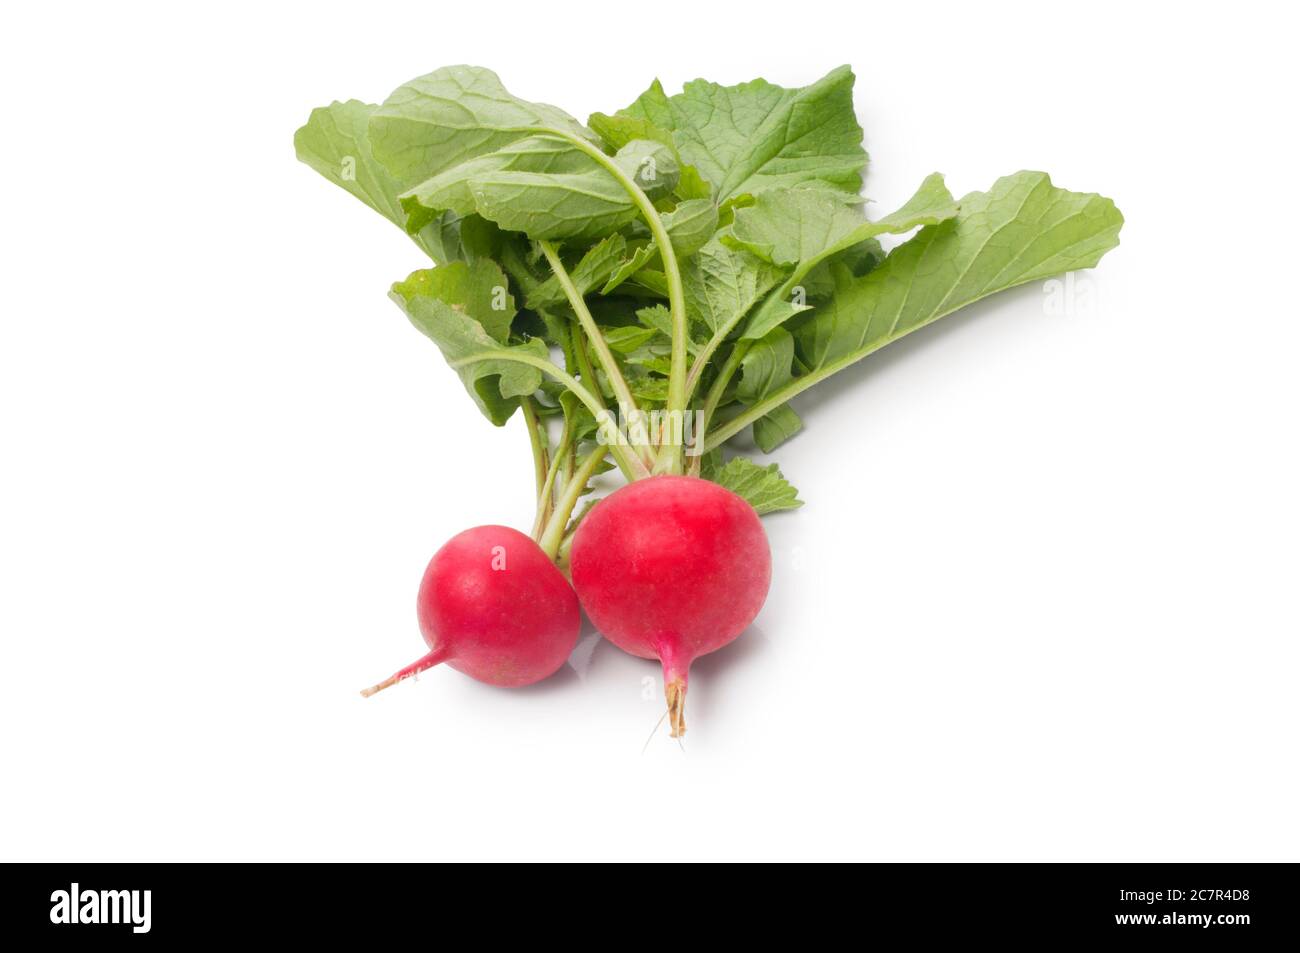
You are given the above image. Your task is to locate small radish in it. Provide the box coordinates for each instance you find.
[361,525,580,696]
[570,475,771,736]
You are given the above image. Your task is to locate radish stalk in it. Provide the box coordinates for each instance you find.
[535,127,689,475]
[539,447,608,560]
[537,241,651,468]
[520,397,549,502]
[447,349,648,481]
[532,414,572,540]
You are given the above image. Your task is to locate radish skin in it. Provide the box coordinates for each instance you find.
[570,476,771,735]
[361,525,580,695]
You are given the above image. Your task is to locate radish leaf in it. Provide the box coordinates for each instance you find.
[369,65,592,184]
[294,100,465,264]
[708,171,1124,447]
[392,265,546,425]
[594,66,866,202]
[735,173,961,339]
[703,456,803,514]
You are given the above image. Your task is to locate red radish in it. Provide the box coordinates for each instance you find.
[570,475,771,736]
[361,525,580,696]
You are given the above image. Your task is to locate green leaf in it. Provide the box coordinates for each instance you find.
[752,405,803,453]
[558,390,600,443]
[465,140,678,241]
[587,111,713,203]
[674,167,713,202]
[738,327,794,403]
[525,235,628,311]
[600,199,720,292]
[702,456,803,514]
[681,237,784,335]
[587,111,673,152]
[635,303,674,339]
[617,140,680,198]
[465,170,632,241]
[627,373,670,402]
[736,173,961,339]
[728,173,956,271]
[628,305,701,358]
[712,172,1124,444]
[398,135,593,231]
[294,100,463,263]
[412,211,477,265]
[737,296,811,343]
[391,259,516,343]
[602,66,866,202]
[659,198,718,257]
[627,269,668,297]
[295,100,408,227]
[603,325,658,353]
[534,309,580,383]
[369,65,592,184]
[602,242,658,293]
[391,267,546,425]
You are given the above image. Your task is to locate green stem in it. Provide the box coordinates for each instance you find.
[703,390,777,451]
[554,503,590,570]
[555,531,576,571]
[500,240,542,295]
[538,245,660,473]
[538,446,607,559]
[687,263,815,428]
[520,397,548,501]
[706,302,956,450]
[684,324,730,403]
[537,241,648,467]
[448,350,649,480]
[572,331,601,405]
[532,415,573,539]
[557,441,573,499]
[697,340,749,449]
[536,128,688,474]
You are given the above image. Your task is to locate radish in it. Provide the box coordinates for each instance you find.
[300,67,1123,738]
[361,525,580,696]
[570,476,772,736]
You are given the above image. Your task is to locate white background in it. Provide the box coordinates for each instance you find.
[2,1,1297,861]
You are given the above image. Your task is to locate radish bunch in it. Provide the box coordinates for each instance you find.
[297,65,1122,735]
